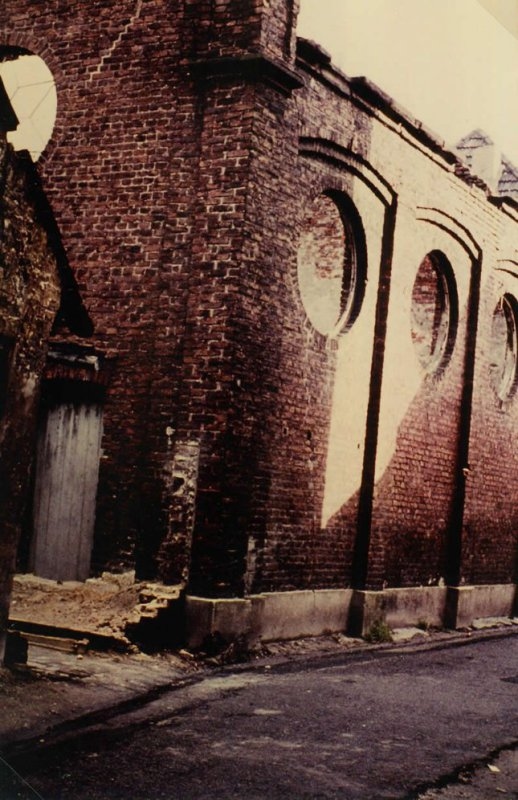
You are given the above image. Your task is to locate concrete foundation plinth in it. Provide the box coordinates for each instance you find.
[185,589,352,648]
[445,584,517,629]
[185,597,252,650]
[185,584,517,647]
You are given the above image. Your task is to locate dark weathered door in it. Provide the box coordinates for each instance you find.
[31,400,103,581]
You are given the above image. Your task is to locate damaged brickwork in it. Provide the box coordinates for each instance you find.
[1,0,517,642]
[0,95,90,659]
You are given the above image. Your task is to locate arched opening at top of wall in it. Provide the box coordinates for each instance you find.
[489,293,518,404]
[410,250,458,377]
[0,48,57,161]
[296,189,367,338]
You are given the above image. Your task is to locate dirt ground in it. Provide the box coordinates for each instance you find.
[10,572,181,645]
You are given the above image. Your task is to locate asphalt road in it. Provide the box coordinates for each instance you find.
[9,632,518,799]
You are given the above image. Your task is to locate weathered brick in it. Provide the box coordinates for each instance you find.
[1,0,516,611]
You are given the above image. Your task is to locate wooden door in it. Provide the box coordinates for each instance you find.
[31,400,103,581]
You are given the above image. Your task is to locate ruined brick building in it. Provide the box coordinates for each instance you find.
[1,0,517,645]
[0,80,91,659]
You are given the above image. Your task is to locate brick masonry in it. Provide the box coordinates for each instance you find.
[0,119,89,656]
[1,1,516,620]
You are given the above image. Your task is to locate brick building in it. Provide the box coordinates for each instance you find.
[1,0,517,644]
[0,80,91,661]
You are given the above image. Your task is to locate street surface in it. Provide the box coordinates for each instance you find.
[6,632,518,799]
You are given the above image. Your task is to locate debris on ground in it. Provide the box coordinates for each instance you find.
[10,572,183,648]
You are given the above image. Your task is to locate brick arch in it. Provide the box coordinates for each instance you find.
[0,0,150,169]
[0,34,65,85]
[0,41,64,165]
[415,206,481,262]
[496,259,518,279]
[292,146,392,353]
[299,137,396,209]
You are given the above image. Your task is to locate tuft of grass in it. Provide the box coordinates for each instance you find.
[416,618,431,631]
[364,619,393,643]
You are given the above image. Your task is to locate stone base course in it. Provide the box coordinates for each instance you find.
[186,584,518,646]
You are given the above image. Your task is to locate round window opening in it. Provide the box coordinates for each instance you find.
[297,192,365,336]
[489,294,518,401]
[0,53,57,161]
[410,251,458,373]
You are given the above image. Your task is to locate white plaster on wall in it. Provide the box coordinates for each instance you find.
[321,180,384,525]
[375,211,472,485]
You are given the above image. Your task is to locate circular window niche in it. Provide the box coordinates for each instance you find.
[297,192,366,337]
[410,251,458,374]
[0,53,57,161]
[489,294,518,402]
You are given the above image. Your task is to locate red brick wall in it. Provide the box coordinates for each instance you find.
[3,1,517,598]
[463,263,518,584]
[2,0,306,590]
[287,45,517,595]
[3,1,252,578]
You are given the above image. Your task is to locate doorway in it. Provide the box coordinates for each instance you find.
[30,381,104,581]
